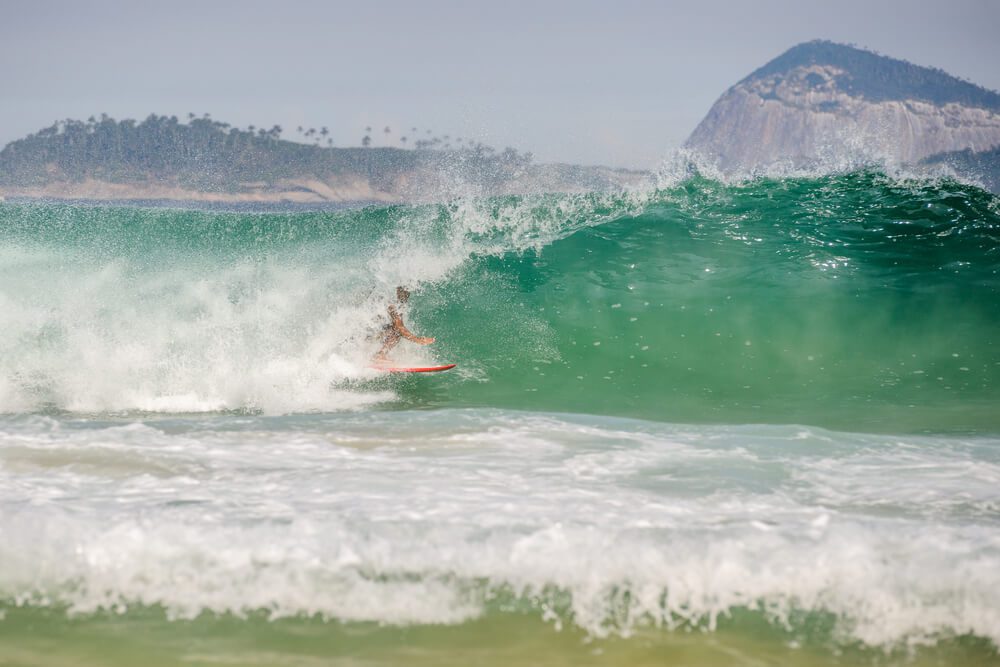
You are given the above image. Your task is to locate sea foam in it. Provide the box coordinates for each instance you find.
[1,411,998,649]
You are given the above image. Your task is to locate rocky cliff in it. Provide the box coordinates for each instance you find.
[686,41,1000,174]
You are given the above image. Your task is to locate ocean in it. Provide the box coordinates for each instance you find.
[1,170,999,665]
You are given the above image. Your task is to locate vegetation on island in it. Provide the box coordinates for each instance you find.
[742,40,1000,111]
[0,113,535,194]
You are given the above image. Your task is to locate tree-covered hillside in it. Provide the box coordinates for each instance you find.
[0,114,534,193]
[740,40,1000,110]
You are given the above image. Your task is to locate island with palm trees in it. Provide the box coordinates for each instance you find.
[0,113,648,206]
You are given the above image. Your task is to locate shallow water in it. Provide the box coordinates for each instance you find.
[1,410,999,664]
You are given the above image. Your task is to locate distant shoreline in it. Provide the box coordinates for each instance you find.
[0,114,653,209]
[0,175,403,207]
[0,163,653,211]
[0,194,381,212]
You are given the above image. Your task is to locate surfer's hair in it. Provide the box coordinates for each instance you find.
[396,286,410,301]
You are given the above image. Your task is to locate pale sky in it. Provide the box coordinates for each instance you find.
[2,0,998,168]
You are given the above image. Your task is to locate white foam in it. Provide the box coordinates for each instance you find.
[655,145,989,192]
[1,411,998,649]
[0,190,654,414]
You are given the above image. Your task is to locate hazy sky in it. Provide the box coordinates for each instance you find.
[2,0,998,168]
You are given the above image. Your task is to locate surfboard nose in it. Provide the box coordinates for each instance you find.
[369,364,456,373]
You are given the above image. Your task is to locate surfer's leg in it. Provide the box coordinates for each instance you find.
[374,331,400,362]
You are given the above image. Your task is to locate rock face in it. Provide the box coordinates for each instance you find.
[686,41,1000,172]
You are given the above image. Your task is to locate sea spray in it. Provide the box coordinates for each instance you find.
[1,172,998,429]
[1,171,1000,664]
[1,410,998,650]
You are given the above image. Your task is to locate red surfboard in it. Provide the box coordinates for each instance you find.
[369,363,456,373]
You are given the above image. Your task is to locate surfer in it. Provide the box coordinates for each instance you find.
[374,286,434,362]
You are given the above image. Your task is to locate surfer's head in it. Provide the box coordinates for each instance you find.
[396,286,410,303]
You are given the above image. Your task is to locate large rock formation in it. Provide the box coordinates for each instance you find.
[686,41,1000,173]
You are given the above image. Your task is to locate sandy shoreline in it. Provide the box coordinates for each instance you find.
[0,164,653,208]
[0,175,402,205]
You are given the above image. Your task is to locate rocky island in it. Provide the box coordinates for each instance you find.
[685,40,1000,188]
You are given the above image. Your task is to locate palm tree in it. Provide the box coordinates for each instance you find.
[320,126,329,138]
[362,135,371,147]
[400,136,407,146]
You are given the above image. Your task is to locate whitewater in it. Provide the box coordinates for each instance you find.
[1,169,999,666]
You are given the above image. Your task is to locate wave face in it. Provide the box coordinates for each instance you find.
[2,172,999,431]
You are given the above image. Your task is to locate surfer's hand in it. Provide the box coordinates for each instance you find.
[420,337,435,345]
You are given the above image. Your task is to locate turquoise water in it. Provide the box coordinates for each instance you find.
[1,172,999,665]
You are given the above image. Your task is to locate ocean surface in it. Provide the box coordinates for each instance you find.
[1,170,999,666]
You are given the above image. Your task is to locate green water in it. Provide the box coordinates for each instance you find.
[1,172,999,666]
[3,171,997,432]
[405,174,1000,431]
[1,607,996,667]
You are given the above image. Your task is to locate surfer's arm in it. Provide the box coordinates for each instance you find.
[395,322,434,345]
[390,309,434,345]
